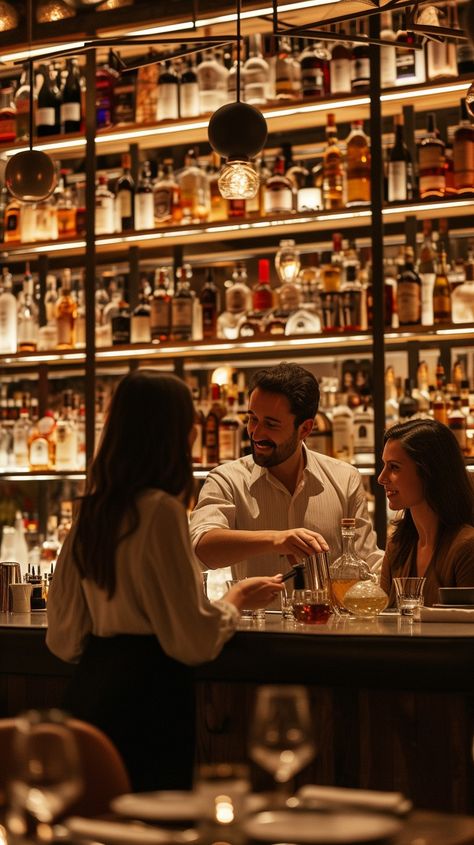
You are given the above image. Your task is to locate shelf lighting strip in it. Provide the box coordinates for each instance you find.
[0,472,86,480]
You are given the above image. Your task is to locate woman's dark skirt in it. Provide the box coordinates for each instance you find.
[63,634,195,793]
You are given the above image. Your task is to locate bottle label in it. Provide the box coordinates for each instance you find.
[419,147,444,170]
[180,83,200,117]
[57,315,74,347]
[154,188,172,221]
[297,186,322,211]
[433,290,451,318]
[396,50,416,78]
[380,46,396,86]
[60,102,81,123]
[453,139,474,187]
[157,85,179,121]
[301,68,324,96]
[388,161,407,202]
[29,437,49,468]
[56,425,78,469]
[420,272,435,326]
[36,107,56,127]
[118,189,132,218]
[219,427,239,460]
[397,281,421,324]
[352,58,370,84]
[95,198,115,235]
[135,194,154,230]
[151,299,170,333]
[330,59,351,94]
[131,315,151,343]
[172,300,193,330]
[264,189,293,214]
[226,288,248,313]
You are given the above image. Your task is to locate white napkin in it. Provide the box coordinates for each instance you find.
[297,785,412,815]
[65,817,198,845]
[416,607,474,622]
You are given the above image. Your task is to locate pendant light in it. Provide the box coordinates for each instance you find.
[0,1,20,31]
[207,0,267,200]
[5,60,57,203]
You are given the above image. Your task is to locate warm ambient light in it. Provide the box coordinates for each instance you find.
[218,160,260,199]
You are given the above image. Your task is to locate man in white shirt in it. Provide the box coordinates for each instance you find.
[190,362,383,579]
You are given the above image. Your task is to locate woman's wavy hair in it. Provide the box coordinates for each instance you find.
[384,418,474,562]
[72,369,195,597]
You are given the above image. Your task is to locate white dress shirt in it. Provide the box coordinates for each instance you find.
[47,489,239,666]
[190,444,383,578]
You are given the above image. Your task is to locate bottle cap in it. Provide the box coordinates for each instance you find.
[341,518,356,527]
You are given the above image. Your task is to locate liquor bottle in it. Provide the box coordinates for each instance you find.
[150,268,171,342]
[197,48,228,113]
[275,36,298,100]
[398,378,419,420]
[448,395,468,452]
[252,259,274,312]
[135,60,159,124]
[330,31,351,95]
[352,390,374,465]
[130,288,151,344]
[329,518,374,613]
[287,160,322,212]
[55,391,78,471]
[157,61,179,122]
[452,244,474,323]
[4,194,21,243]
[299,39,329,98]
[135,161,155,230]
[340,245,366,331]
[153,159,182,225]
[263,154,294,215]
[432,245,452,324]
[397,246,421,326]
[29,411,56,471]
[345,120,371,207]
[217,262,253,339]
[322,113,344,210]
[395,26,425,85]
[351,19,370,90]
[379,12,397,88]
[0,270,17,354]
[418,113,446,199]
[417,220,438,326]
[0,87,16,143]
[171,265,194,341]
[95,51,118,129]
[14,63,34,142]
[74,278,86,348]
[179,58,200,118]
[111,284,131,345]
[178,148,211,223]
[200,268,220,339]
[55,175,76,239]
[116,153,135,231]
[95,174,115,235]
[112,67,136,126]
[75,182,87,237]
[56,268,77,349]
[13,407,30,469]
[453,100,474,196]
[17,265,39,352]
[35,63,60,137]
[275,238,301,298]
[388,115,414,203]
[60,58,82,133]
[427,4,458,80]
[205,383,225,465]
[244,34,271,105]
[218,395,243,461]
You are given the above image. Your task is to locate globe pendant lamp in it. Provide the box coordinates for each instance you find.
[207,0,267,200]
[5,60,57,203]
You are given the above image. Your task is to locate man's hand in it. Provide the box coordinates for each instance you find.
[224,575,284,611]
[271,528,329,561]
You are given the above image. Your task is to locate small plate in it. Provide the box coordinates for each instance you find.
[111,792,202,822]
[65,816,198,845]
[243,810,402,843]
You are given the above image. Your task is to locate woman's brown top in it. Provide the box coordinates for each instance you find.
[381,523,474,607]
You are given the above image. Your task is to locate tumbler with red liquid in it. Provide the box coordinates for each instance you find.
[292,588,332,624]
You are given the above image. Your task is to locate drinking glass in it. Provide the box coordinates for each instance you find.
[7,709,83,839]
[226,579,266,620]
[292,588,332,624]
[248,686,316,800]
[393,576,426,616]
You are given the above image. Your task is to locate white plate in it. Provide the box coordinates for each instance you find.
[65,816,198,845]
[111,792,202,822]
[243,810,402,843]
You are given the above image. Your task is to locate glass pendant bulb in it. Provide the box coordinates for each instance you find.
[218,160,259,199]
[275,239,301,284]
[0,1,19,30]
[466,80,474,118]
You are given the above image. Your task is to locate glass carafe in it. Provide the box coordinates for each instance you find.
[329,518,372,614]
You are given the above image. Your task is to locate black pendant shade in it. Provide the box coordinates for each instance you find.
[5,150,57,202]
[208,102,268,161]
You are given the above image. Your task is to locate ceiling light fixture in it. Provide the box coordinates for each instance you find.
[208,0,267,200]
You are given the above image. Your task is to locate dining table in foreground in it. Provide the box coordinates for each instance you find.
[0,611,472,815]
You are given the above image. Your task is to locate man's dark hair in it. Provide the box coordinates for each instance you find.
[248,362,320,426]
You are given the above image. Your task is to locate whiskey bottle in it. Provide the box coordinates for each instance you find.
[379,12,397,88]
[116,153,135,231]
[330,32,351,95]
[150,268,171,342]
[56,268,77,349]
[171,265,194,341]
[111,284,131,345]
[322,114,344,210]
[417,220,438,326]
[134,161,155,230]
[157,61,179,122]
[432,245,452,324]
[263,154,294,215]
[418,113,446,199]
[397,246,422,326]
[218,395,243,461]
[299,39,328,98]
[217,263,253,339]
[153,159,182,226]
[55,390,78,471]
[95,51,118,129]
[453,99,474,196]
[131,288,151,344]
[180,58,200,118]
[199,268,220,339]
[178,148,211,223]
[275,36,298,100]
[351,20,370,90]
[95,174,115,235]
[345,120,371,207]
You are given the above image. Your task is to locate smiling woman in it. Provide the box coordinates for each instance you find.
[379,418,474,607]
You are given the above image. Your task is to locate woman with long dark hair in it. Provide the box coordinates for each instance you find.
[47,369,283,791]
[378,418,474,606]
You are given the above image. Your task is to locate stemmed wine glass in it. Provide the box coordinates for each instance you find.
[8,709,83,840]
[248,686,316,803]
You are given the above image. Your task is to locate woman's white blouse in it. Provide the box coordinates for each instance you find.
[46,490,239,666]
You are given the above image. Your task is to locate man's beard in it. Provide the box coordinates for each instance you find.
[251,429,300,467]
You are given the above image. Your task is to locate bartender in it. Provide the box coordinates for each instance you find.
[190,362,383,579]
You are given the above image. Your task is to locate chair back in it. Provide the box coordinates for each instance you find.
[0,715,131,817]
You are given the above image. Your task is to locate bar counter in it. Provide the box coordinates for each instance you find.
[0,612,472,814]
